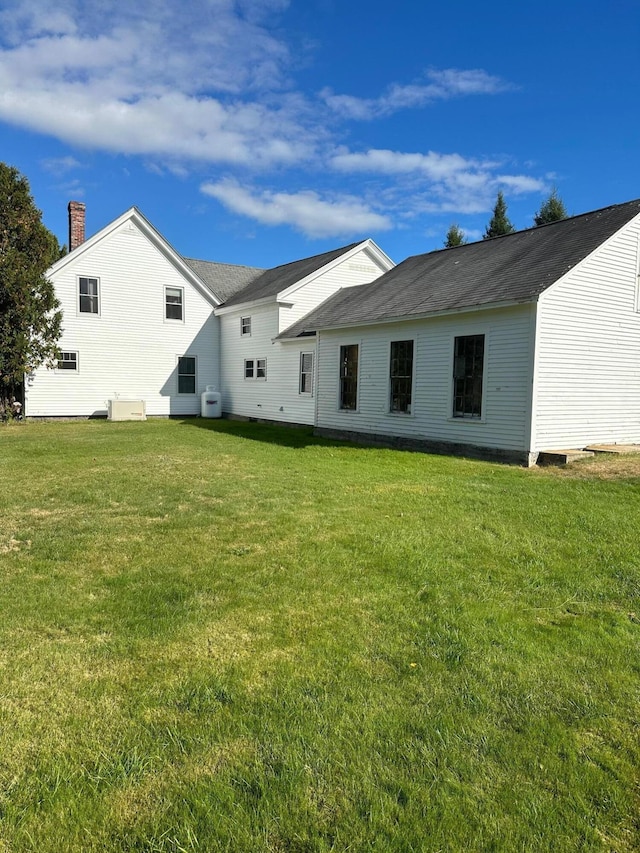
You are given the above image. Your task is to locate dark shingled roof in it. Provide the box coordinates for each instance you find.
[183,258,264,303]
[220,242,361,307]
[279,199,640,338]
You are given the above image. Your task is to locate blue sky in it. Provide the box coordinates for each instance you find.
[1,0,638,268]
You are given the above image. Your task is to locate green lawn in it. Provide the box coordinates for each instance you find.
[0,418,638,852]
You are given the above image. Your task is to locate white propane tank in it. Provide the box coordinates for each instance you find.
[201,386,222,418]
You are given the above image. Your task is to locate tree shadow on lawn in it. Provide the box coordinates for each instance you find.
[175,416,354,451]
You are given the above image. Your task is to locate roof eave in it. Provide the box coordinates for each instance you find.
[301,296,537,336]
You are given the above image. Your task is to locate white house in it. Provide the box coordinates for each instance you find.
[215,240,394,425]
[278,199,640,465]
[27,197,640,465]
[25,204,392,419]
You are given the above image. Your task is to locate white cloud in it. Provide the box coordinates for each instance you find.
[0,1,547,236]
[0,0,314,167]
[330,147,547,214]
[201,180,392,238]
[322,68,513,120]
[40,155,82,175]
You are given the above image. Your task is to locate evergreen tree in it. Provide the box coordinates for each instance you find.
[534,188,568,226]
[0,163,64,419]
[444,224,467,248]
[483,191,515,239]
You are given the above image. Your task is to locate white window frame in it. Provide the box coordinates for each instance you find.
[164,286,184,322]
[244,358,267,380]
[177,355,197,395]
[56,351,79,372]
[388,338,415,415]
[449,331,488,422]
[299,351,314,395]
[338,343,360,412]
[241,316,252,336]
[78,276,100,316]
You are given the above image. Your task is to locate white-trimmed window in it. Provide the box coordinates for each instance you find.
[57,351,78,371]
[299,352,314,395]
[241,317,251,336]
[453,334,484,418]
[79,277,99,314]
[177,356,197,394]
[339,344,358,410]
[244,358,267,379]
[389,340,413,413]
[165,286,184,321]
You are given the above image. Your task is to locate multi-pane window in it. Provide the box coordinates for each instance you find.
[79,277,99,314]
[299,352,314,394]
[453,334,485,418]
[245,358,267,379]
[178,356,196,394]
[57,351,78,371]
[241,317,251,336]
[339,344,358,410]
[389,340,413,413]
[165,287,183,320]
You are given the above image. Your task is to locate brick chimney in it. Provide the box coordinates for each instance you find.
[68,201,86,251]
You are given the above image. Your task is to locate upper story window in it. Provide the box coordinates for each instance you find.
[299,352,314,395]
[57,351,78,371]
[390,340,414,414]
[165,286,184,321]
[79,277,99,314]
[339,344,358,410]
[177,356,196,394]
[453,334,485,418]
[241,317,251,336]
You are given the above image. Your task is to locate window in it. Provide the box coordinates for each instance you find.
[299,352,314,394]
[57,351,78,371]
[339,344,358,410]
[178,356,196,394]
[245,358,267,379]
[165,286,183,321]
[79,277,99,314]
[453,334,484,418]
[389,340,413,413]
[241,317,251,336]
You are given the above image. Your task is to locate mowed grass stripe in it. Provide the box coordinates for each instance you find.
[0,418,638,852]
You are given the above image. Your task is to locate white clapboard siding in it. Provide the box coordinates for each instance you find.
[316,305,535,452]
[219,305,317,424]
[278,247,389,333]
[533,216,640,449]
[26,218,219,417]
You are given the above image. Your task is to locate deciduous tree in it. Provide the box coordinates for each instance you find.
[0,164,64,419]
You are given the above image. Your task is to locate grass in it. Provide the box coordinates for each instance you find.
[0,417,638,852]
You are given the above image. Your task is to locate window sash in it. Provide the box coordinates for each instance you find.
[256,358,266,379]
[299,352,314,394]
[389,340,413,413]
[165,287,183,320]
[178,356,196,394]
[241,317,251,335]
[245,359,254,378]
[453,334,484,418]
[79,277,99,314]
[339,344,358,410]
[57,351,78,370]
